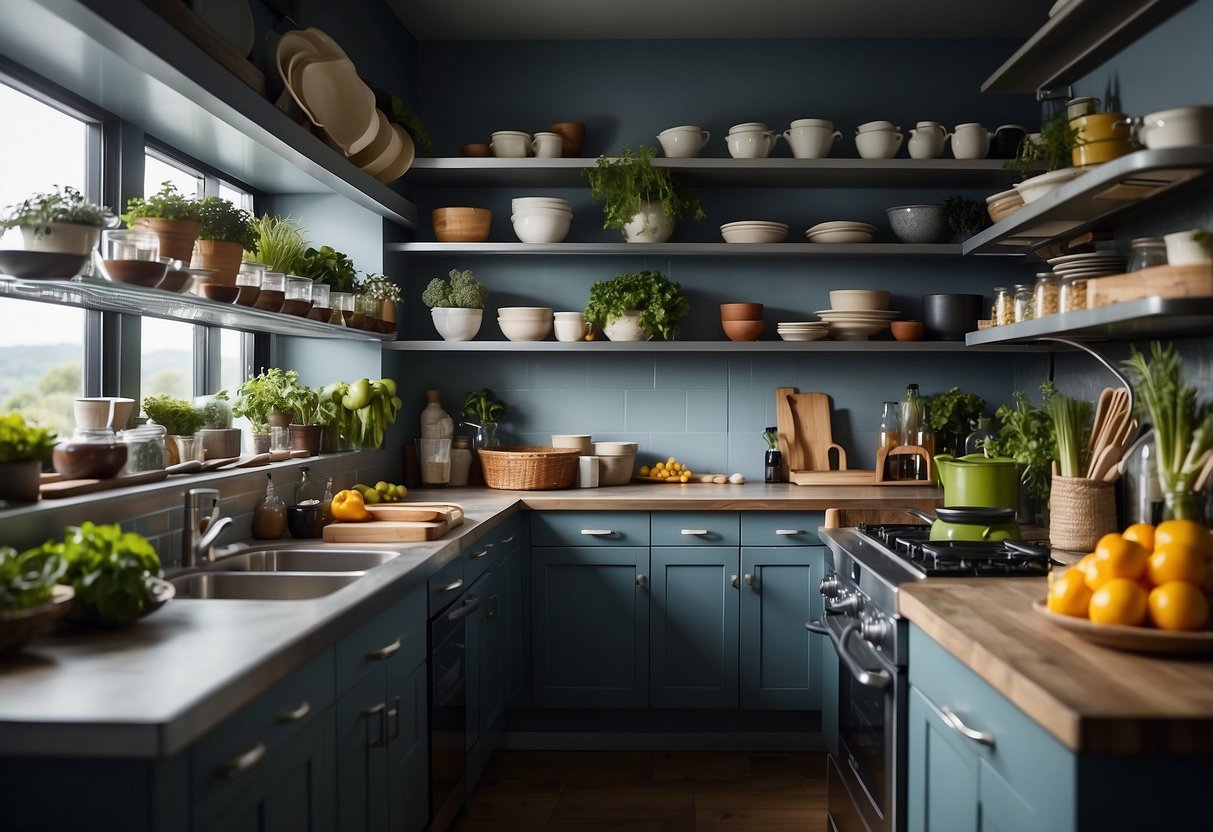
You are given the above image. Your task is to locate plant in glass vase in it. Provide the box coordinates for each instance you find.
[584,145,704,242]
[461,388,508,450]
[584,269,689,341]
[195,196,255,284]
[121,182,201,263]
[2,186,116,255]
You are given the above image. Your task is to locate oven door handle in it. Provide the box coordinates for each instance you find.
[804,618,829,635]
[834,622,892,690]
[445,593,482,621]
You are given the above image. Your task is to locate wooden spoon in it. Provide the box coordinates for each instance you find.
[1087,387,1113,461]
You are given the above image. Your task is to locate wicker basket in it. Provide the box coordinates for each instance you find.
[1049,474,1118,552]
[478,445,580,490]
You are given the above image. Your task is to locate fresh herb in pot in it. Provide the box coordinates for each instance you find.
[942,196,991,238]
[196,196,256,249]
[121,181,200,225]
[196,391,231,430]
[246,214,307,273]
[297,245,357,293]
[1045,393,1092,478]
[584,145,705,237]
[984,384,1057,503]
[0,412,57,462]
[1,186,115,236]
[1005,113,1077,178]
[926,387,986,454]
[584,269,689,341]
[461,388,507,427]
[232,368,302,432]
[0,545,66,613]
[361,272,402,303]
[142,395,206,436]
[421,268,488,309]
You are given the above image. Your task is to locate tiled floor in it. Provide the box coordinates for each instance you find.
[451,750,828,831]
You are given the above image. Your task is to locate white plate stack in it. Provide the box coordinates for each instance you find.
[721,221,789,243]
[1046,252,1128,278]
[804,221,877,243]
[776,322,829,341]
[815,289,898,340]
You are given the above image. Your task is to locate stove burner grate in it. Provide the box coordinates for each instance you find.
[857,523,1051,578]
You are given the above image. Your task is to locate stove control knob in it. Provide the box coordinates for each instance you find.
[827,594,863,616]
[861,616,891,648]
[819,575,841,599]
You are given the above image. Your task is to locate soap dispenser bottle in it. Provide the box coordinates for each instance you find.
[252,473,286,540]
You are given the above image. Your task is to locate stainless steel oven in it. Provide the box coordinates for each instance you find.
[430,583,481,832]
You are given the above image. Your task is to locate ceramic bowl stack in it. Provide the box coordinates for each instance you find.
[720,221,788,243]
[511,197,573,243]
[1047,252,1128,280]
[776,322,828,341]
[817,289,898,340]
[985,188,1025,223]
[498,306,553,341]
[593,441,638,486]
[805,221,876,243]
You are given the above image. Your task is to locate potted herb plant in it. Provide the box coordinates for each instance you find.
[461,388,507,450]
[1,186,115,255]
[942,196,991,241]
[422,268,489,341]
[194,390,240,460]
[121,182,201,263]
[926,387,987,457]
[983,385,1057,525]
[362,272,403,333]
[284,384,337,457]
[298,245,357,293]
[141,394,206,465]
[584,269,689,341]
[584,145,705,243]
[0,412,57,502]
[233,368,301,451]
[245,214,307,274]
[194,196,256,284]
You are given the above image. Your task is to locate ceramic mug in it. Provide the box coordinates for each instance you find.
[951,122,992,159]
[784,120,842,158]
[855,129,903,159]
[554,311,592,342]
[727,129,779,159]
[490,130,531,158]
[657,125,710,158]
[578,455,600,488]
[907,121,949,159]
[531,132,563,158]
[75,397,135,431]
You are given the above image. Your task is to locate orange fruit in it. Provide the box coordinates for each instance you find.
[1084,534,1150,590]
[1074,553,1096,583]
[1147,581,1210,631]
[1088,578,1148,626]
[1154,520,1213,562]
[1121,523,1156,552]
[1147,544,1208,587]
[1047,567,1093,618]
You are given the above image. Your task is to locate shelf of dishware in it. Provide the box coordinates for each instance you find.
[0,276,393,342]
[982,0,1199,92]
[405,157,1025,189]
[965,296,1213,346]
[388,242,964,257]
[383,339,1046,353]
[961,146,1213,256]
[0,0,418,229]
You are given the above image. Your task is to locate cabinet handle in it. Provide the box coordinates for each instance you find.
[275,700,311,724]
[635,573,647,587]
[581,529,616,536]
[499,533,516,544]
[439,578,464,593]
[362,702,387,748]
[388,696,401,742]
[367,637,401,661]
[446,593,482,622]
[680,529,709,536]
[940,706,996,748]
[775,529,806,536]
[730,574,740,589]
[215,742,267,780]
[468,546,492,559]
[744,573,756,588]
[834,623,892,690]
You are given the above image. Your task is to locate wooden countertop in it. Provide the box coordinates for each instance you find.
[899,579,1213,755]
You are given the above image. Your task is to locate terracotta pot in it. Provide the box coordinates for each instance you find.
[380,299,398,326]
[0,460,42,502]
[288,424,323,457]
[267,410,293,429]
[193,239,244,285]
[132,217,200,263]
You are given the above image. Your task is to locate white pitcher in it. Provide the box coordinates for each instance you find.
[907,121,949,159]
[951,123,993,159]
[727,128,780,159]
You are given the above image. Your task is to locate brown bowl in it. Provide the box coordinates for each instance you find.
[722,320,766,341]
[549,122,586,157]
[720,302,764,321]
[158,269,194,293]
[102,259,167,288]
[460,143,492,157]
[433,207,493,243]
[201,284,240,303]
[234,285,260,307]
[891,320,926,342]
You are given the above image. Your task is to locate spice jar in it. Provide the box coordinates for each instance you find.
[1012,283,1034,323]
[1127,237,1167,272]
[1059,274,1089,313]
[993,287,1013,326]
[121,423,166,473]
[1033,273,1059,317]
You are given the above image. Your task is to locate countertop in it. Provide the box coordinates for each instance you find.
[899,579,1213,755]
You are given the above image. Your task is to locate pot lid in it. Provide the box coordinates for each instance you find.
[933,506,1016,523]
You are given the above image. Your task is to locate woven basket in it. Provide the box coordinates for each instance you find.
[1049,475,1118,552]
[478,445,580,490]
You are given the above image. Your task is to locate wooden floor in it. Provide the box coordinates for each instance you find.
[451,750,828,831]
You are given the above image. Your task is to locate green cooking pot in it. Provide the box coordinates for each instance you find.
[905,507,1022,542]
[934,453,1019,511]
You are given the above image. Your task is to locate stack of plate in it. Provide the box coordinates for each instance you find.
[721,221,789,243]
[805,221,877,243]
[776,322,829,341]
[276,28,414,184]
[815,308,899,340]
[1047,252,1128,278]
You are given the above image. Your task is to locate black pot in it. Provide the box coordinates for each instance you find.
[286,503,324,538]
[990,125,1027,159]
[922,293,983,341]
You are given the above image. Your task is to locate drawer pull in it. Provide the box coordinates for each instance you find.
[388,696,401,741]
[680,529,709,536]
[581,529,615,536]
[275,700,311,724]
[216,742,267,780]
[499,533,516,544]
[362,702,387,748]
[940,707,995,748]
[635,573,647,587]
[468,546,492,559]
[730,574,740,589]
[775,529,807,536]
[439,578,464,593]
[744,573,756,588]
[367,637,401,661]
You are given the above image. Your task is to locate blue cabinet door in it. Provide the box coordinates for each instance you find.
[468,567,505,792]
[650,546,739,708]
[503,547,528,708]
[907,686,979,832]
[335,667,390,832]
[386,661,429,832]
[738,547,822,709]
[531,546,649,708]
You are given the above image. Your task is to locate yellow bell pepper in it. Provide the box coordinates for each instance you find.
[331,489,372,522]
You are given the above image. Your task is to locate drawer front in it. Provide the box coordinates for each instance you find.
[428,555,466,616]
[492,515,524,557]
[531,511,649,547]
[336,582,427,688]
[465,531,505,587]
[651,511,740,546]
[741,511,824,546]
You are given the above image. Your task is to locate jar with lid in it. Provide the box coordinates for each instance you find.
[1059,274,1089,313]
[52,427,128,479]
[252,473,286,540]
[1127,237,1167,272]
[1033,273,1059,317]
[1012,283,1034,323]
[992,287,1013,326]
[121,423,166,473]
[449,435,473,487]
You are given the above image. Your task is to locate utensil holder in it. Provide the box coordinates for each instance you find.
[1049,475,1117,552]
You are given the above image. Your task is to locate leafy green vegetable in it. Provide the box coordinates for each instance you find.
[196,196,255,249]
[422,268,488,309]
[461,389,507,426]
[984,384,1057,503]
[2,185,115,234]
[942,196,990,237]
[584,145,705,236]
[1004,113,1076,178]
[121,182,200,224]
[142,394,206,436]
[319,377,402,449]
[926,387,986,440]
[298,245,357,293]
[0,412,57,462]
[1045,393,1092,478]
[584,270,689,341]
[0,545,66,613]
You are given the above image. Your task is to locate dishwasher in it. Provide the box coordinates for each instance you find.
[429,574,480,832]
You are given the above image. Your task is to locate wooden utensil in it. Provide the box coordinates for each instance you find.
[1087,387,1113,463]
[1194,451,1213,493]
[40,469,168,499]
[775,386,799,478]
[367,503,464,525]
[788,391,848,471]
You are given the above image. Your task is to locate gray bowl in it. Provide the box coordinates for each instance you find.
[886,204,950,244]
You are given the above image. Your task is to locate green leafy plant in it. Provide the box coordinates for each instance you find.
[942,196,991,238]
[1005,114,1077,178]
[461,388,507,427]
[422,268,488,309]
[297,245,357,292]
[196,196,255,249]
[927,387,986,455]
[318,377,402,448]
[584,145,705,236]
[361,272,402,303]
[584,269,689,341]
[27,522,162,628]
[196,391,231,430]
[142,394,206,436]
[984,384,1057,503]
[2,186,115,236]
[120,181,200,225]
[232,368,302,432]
[0,412,57,463]
[0,545,66,613]
[1045,393,1093,478]
[246,214,307,273]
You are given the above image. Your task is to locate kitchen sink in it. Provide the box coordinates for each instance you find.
[170,572,366,600]
[209,548,399,573]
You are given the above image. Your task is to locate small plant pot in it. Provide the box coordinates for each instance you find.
[251,433,271,454]
[288,424,323,457]
[21,222,101,256]
[131,217,200,263]
[267,410,293,429]
[199,428,241,460]
[602,311,650,342]
[432,307,483,341]
[193,239,244,284]
[0,460,42,502]
[622,201,673,243]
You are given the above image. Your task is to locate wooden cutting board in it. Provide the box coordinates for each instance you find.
[366,503,465,525]
[1088,262,1213,308]
[41,468,168,498]
[790,469,877,485]
[323,518,452,542]
[775,386,799,479]
[788,392,848,471]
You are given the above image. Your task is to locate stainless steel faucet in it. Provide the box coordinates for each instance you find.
[183,487,235,567]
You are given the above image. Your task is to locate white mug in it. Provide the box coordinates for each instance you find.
[531,132,563,158]
[855,129,903,159]
[784,121,842,159]
[578,455,600,488]
[490,130,531,158]
[727,129,779,159]
[908,122,949,159]
[554,311,592,342]
[951,122,992,159]
[657,125,710,158]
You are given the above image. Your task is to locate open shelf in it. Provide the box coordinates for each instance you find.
[962,146,1213,256]
[0,0,417,228]
[384,340,1044,353]
[388,242,962,257]
[406,157,1025,189]
[983,0,1199,92]
[966,297,1213,345]
[0,276,393,342]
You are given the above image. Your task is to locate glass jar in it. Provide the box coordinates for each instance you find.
[330,291,352,326]
[307,283,332,321]
[1012,283,1034,322]
[993,287,1013,326]
[1059,275,1089,313]
[235,261,264,307]
[121,423,166,473]
[449,435,473,487]
[282,276,313,317]
[356,293,381,331]
[1033,273,1059,317]
[194,393,232,430]
[52,427,128,479]
[878,401,902,480]
[100,229,163,286]
[254,271,286,312]
[1127,237,1167,272]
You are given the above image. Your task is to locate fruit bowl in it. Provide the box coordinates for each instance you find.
[1032,599,1213,655]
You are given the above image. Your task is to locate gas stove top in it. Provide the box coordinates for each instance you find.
[857,523,1052,578]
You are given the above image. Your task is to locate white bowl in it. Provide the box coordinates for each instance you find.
[1013,167,1086,204]
[1164,229,1213,265]
[552,434,592,452]
[593,441,638,456]
[431,307,483,341]
[857,120,898,133]
[805,228,875,243]
[512,211,572,243]
[498,316,552,341]
[828,289,891,311]
[512,197,572,210]
[779,330,829,342]
[498,306,554,319]
[722,226,788,243]
[1139,106,1213,149]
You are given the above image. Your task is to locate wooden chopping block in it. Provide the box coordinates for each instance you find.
[367,503,465,526]
[775,386,798,480]
[788,392,848,471]
[790,469,875,485]
[41,469,168,499]
[323,518,452,543]
[1087,262,1213,308]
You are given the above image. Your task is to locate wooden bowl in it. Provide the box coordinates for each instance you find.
[201,284,240,303]
[433,207,492,243]
[460,143,492,157]
[891,320,926,341]
[720,302,764,321]
[722,320,766,341]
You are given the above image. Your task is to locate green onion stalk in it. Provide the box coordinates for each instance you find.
[1045,393,1092,479]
